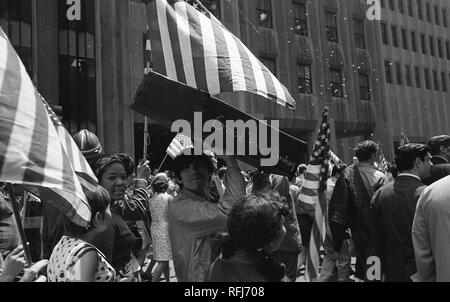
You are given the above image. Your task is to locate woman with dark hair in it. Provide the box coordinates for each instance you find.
[91,154,144,281]
[208,193,288,282]
[47,186,115,282]
[148,173,173,282]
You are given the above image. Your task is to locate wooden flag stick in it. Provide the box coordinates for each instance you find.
[6,183,33,267]
[158,153,169,172]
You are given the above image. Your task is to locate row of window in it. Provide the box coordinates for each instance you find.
[260,57,371,99]
[296,64,371,100]
[381,23,450,59]
[381,0,448,27]
[259,0,366,48]
[384,60,450,92]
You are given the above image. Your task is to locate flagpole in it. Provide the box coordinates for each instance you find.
[6,183,33,267]
[158,154,169,172]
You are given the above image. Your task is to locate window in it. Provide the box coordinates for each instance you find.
[395,63,402,85]
[354,18,365,49]
[398,0,404,13]
[297,64,312,94]
[391,25,399,47]
[0,0,33,76]
[437,38,443,58]
[429,36,435,56]
[414,66,421,87]
[434,6,439,25]
[257,0,273,28]
[260,56,277,76]
[426,3,431,22]
[420,33,427,54]
[433,70,439,90]
[389,0,394,10]
[417,0,423,19]
[201,0,221,20]
[407,0,414,16]
[293,1,308,36]
[381,22,389,45]
[359,73,370,100]
[424,68,430,89]
[411,31,417,52]
[442,72,447,92]
[401,28,408,49]
[405,65,412,87]
[325,11,339,43]
[446,41,450,60]
[385,61,393,83]
[58,0,97,133]
[443,8,448,27]
[381,0,385,8]
[330,68,343,97]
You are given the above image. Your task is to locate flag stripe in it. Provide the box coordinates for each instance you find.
[0,35,20,174]
[166,1,186,84]
[23,91,50,184]
[194,8,219,94]
[232,34,257,95]
[175,2,197,88]
[210,16,232,93]
[156,0,177,79]
[147,3,166,76]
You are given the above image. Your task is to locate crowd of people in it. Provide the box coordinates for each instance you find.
[2,130,450,282]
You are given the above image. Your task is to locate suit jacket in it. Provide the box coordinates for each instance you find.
[412,175,450,281]
[422,156,450,185]
[371,175,426,282]
[328,164,386,250]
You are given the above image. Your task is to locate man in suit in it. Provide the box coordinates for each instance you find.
[422,135,450,185]
[371,144,432,282]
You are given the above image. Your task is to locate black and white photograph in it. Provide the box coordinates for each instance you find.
[0,0,449,289]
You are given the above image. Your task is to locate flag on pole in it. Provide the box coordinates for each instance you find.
[377,142,389,174]
[0,27,97,228]
[146,0,296,109]
[400,130,410,146]
[329,150,344,165]
[167,133,194,159]
[297,107,331,281]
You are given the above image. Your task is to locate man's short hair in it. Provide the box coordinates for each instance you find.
[354,140,379,162]
[172,153,215,179]
[427,135,450,156]
[395,143,431,172]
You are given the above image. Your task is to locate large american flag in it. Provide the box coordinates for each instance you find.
[0,27,97,228]
[297,107,330,281]
[167,133,194,159]
[146,0,296,109]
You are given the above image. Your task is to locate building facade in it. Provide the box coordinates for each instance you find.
[378,0,450,157]
[4,0,442,166]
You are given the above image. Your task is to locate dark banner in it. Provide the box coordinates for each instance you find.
[130,71,308,178]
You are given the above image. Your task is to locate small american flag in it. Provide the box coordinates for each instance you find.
[297,107,331,281]
[0,26,97,228]
[167,133,194,159]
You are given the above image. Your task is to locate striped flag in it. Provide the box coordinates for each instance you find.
[378,142,389,174]
[0,27,97,228]
[297,107,331,281]
[167,133,194,159]
[146,0,296,109]
[400,130,410,146]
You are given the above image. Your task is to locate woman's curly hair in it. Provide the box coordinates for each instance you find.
[219,192,289,281]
